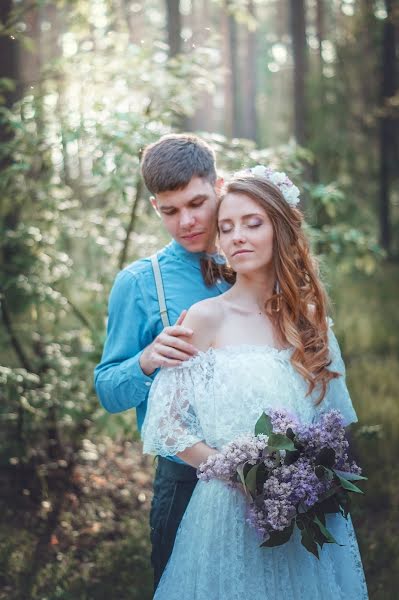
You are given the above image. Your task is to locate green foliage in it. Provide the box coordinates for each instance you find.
[0,15,222,462]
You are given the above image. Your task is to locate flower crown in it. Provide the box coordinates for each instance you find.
[243,165,300,207]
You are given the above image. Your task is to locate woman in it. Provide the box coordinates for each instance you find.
[142,167,368,599]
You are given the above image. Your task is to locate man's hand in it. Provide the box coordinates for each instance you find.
[139,310,198,375]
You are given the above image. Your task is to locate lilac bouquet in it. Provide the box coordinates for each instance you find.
[197,409,367,558]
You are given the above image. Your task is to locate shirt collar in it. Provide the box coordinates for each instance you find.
[168,239,225,269]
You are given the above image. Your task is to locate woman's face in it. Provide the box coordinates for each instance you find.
[218,192,274,274]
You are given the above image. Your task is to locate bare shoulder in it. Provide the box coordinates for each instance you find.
[183,297,224,351]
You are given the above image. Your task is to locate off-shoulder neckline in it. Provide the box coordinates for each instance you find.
[178,343,294,368]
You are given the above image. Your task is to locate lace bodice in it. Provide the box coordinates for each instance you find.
[142,326,358,457]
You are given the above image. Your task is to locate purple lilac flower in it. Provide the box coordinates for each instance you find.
[198,408,362,542]
[197,433,268,482]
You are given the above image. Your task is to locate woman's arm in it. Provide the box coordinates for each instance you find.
[177,441,218,468]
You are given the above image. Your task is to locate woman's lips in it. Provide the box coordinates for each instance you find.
[232,249,253,257]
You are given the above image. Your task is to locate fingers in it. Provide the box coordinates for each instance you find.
[152,353,188,368]
[154,334,197,359]
[175,310,187,327]
[164,324,194,338]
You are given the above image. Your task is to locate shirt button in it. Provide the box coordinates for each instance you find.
[145,382,151,387]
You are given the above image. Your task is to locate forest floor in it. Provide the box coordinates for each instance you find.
[0,439,155,600]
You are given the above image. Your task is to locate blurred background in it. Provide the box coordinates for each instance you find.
[0,1,398,598]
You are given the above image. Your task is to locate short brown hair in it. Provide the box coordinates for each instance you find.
[141,133,217,194]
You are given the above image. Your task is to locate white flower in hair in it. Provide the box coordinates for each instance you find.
[244,164,301,207]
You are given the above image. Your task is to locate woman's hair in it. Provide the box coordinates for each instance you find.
[211,172,340,405]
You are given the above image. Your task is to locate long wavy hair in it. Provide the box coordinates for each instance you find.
[205,172,340,405]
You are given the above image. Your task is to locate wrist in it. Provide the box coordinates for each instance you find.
[139,348,156,376]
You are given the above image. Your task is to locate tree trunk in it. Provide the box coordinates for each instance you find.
[222,4,233,138]
[190,0,214,132]
[316,0,325,94]
[242,0,257,141]
[0,1,19,110]
[378,0,397,255]
[289,0,308,147]
[166,0,182,56]
[222,1,240,138]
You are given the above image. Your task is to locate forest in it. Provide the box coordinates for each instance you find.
[0,0,398,598]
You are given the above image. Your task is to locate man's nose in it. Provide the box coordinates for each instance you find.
[180,210,196,228]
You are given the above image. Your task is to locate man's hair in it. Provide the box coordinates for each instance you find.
[141,133,217,194]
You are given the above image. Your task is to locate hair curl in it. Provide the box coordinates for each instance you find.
[207,173,340,405]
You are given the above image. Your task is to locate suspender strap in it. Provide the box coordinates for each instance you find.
[150,254,170,328]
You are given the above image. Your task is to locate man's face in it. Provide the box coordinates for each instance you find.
[152,176,219,253]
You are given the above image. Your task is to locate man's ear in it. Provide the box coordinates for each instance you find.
[215,176,224,197]
[150,196,160,216]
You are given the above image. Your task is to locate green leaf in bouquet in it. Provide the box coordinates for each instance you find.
[267,433,296,451]
[314,464,334,481]
[336,492,351,518]
[334,471,364,494]
[313,516,341,545]
[285,427,296,440]
[260,521,294,548]
[315,447,336,468]
[334,469,368,482]
[245,464,259,498]
[284,449,301,466]
[317,495,341,515]
[236,463,247,494]
[255,412,273,436]
[300,527,320,559]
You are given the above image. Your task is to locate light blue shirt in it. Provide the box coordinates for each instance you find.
[94,239,230,463]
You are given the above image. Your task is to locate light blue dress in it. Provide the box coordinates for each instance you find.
[142,326,369,599]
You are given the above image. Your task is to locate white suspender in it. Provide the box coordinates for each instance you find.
[150,254,170,328]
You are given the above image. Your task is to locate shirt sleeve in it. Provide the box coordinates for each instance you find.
[94,269,156,413]
[141,362,205,456]
[319,321,358,427]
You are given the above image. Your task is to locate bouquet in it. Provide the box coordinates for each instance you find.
[197,409,367,558]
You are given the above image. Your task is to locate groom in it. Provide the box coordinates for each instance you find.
[94,133,229,590]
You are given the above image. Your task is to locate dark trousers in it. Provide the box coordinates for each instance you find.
[149,456,198,593]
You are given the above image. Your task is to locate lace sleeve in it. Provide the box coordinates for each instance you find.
[141,363,205,456]
[318,320,358,427]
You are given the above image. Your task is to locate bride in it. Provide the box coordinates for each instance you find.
[141,166,368,599]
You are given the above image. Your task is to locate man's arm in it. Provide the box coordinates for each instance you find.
[94,269,199,413]
[94,270,155,413]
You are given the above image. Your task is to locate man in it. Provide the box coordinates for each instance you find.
[94,133,229,590]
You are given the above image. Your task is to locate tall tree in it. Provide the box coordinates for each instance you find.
[190,0,215,132]
[0,1,19,108]
[289,0,308,147]
[242,0,257,141]
[166,0,182,56]
[315,0,325,99]
[165,0,189,130]
[378,0,397,255]
[222,0,240,138]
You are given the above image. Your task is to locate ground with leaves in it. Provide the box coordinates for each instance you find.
[0,439,154,600]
